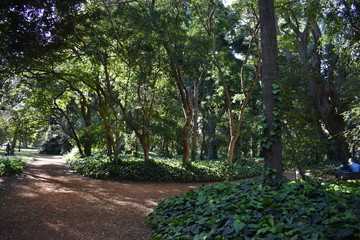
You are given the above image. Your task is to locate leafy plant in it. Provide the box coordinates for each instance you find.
[148,179,360,239]
[0,157,26,176]
[66,153,263,182]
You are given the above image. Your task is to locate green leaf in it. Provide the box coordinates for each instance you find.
[272,83,280,89]
[273,110,280,116]
[272,89,281,94]
[233,220,246,233]
[257,226,270,234]
[197,217,208,225]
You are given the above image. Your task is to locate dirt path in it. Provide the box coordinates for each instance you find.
[0,156,201,240]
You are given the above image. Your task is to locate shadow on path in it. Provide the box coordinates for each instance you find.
[0,155,200,240]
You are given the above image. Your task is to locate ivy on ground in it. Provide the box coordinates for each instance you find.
[148,179,360,240]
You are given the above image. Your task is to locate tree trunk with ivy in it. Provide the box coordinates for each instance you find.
[258,0,282,180]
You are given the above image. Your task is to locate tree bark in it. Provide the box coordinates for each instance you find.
[227,135,238,164]
[200,121,206,160]
[182,112,192,166]
[259,0,283,179]
[80,102,93,156]
[138,134,151,162]
[191,80,201,161]
[207,114,218,160]
[99,110,115,162]
[10,133,18,156]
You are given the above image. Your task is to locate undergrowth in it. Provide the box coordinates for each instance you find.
[0,156,26,176]
[66,153,263,182]
[148,179,360,239]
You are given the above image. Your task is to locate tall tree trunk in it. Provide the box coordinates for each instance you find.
[113,131,120,164]
[81,102,93,156]
[164,45,193,166]
[100,112,114,162]
[207,113,218,159]
[191,81,200,161]
[10,133,18,156]
[259,0,282,179]
[183,113,192,166]
[227,135,238,164]
[200,115,207,160]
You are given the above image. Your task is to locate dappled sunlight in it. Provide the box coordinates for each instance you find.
[0,155,199,239]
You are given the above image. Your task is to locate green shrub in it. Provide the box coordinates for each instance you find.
[0,157,26,176]
[66,153,263,182]
[40,135,72,154]
[148,179,360,240]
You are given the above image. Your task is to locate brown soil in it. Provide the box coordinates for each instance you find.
[0,156,201,240]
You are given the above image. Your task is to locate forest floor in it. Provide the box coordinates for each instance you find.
[0,154,301,240]
[0,155,202,240]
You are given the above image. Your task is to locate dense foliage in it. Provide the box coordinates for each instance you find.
[148,179,360,240]
[1,0,358,170]
[66,153,263,182]
[39,135,72,155]
[0,156,26,176]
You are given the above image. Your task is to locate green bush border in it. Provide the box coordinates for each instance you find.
[66,153,263,182]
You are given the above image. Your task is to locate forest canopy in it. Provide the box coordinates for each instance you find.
[0,0,359,178]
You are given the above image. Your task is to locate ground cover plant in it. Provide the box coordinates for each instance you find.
[0,149,38,176]
[148,179,360,240]
[66,153,263,182]
[0,156,26,176]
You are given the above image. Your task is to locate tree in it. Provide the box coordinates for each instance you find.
[0,75,48,154]
[278,0,356,167]
[191,0,261,164]
[98,0,167,162]
[258,0,282,179]
[154,0,201,166]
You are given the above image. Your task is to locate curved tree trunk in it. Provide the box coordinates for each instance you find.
[138,134,151,162]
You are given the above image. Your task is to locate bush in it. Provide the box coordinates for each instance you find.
[148,179,360,240]
[40,135,72,154]
[0,157,26,176]
[66,153,263,182]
